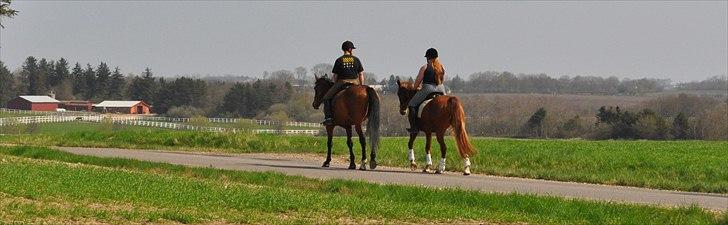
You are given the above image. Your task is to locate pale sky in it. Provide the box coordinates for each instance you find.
[1,1,726,82]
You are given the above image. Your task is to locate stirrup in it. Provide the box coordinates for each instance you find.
[321,118,333,126]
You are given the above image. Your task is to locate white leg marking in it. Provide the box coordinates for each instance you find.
[425,153,432,165]
[408,149,415,162]
[437,158,446,173]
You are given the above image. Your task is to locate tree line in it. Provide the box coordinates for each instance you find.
[0,57,296,118]
[375,72,725,96]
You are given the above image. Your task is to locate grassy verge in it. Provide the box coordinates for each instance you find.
[1,122,727,193]
[0,146,724,224]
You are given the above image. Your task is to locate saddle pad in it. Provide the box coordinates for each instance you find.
[418,98,433,118]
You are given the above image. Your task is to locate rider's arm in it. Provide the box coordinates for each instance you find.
[331,73,338,82]
[358,71,364,85]
[414,65,426,88]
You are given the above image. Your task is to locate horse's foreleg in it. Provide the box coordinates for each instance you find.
[407,132,418,171]
[355,125,367,170]
[435,132,447,174]
[345,126,356,170]
[423,132,433,173]
[322,125,334,167]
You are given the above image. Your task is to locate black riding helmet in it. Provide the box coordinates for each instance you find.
[342,41,356,51]
[425,48,438,59]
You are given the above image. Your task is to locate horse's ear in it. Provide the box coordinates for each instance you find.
[314,73,318,80]
[396,79,400,86]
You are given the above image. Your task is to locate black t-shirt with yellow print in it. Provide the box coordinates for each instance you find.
[332,54,363,80]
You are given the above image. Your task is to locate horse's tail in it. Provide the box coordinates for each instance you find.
[448,96,476,158]
[365,87,380,156]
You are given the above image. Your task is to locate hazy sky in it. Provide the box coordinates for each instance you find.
[1,1,726,82]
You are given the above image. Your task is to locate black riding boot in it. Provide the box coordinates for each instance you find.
[322,99,334,126]
[406,106,419,134]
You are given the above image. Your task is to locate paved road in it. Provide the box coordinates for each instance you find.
[57,146,728,211]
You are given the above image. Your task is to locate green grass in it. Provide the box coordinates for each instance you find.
[0,146,724,224]
[1,122,727,193]
[0,111,45,118]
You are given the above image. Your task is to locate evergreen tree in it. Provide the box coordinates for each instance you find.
[154,77,208,114]
[107,67,126,100]
[21,56,43,95]
[71,63,86,97]
[83,64,96,100]
[154,78,172,113]
[128,67,157,104]
[95,62,111,99]
[40,59,55,90]
[221,83,250,117]
[53,58,73,100]
[53,58,70,83]
[0,61,14,107]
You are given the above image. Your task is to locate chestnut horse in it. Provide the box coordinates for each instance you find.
[396,80,475,175]
[312,75,380,170]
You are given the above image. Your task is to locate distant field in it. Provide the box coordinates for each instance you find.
[1,122,727,193]
[0,146,723,224]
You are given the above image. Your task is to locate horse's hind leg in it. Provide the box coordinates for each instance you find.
[407,132,418,171]
[322,125,334,167]
[423,132,433,173]
[435,132,447,174]
[355,124,367,170]
[345,126,356,169]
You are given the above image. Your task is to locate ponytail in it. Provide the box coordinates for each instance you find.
[430,58,445,84]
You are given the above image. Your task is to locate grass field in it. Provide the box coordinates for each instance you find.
[1,122,726,194]
[0,146,724,224]
[0,111,45,118]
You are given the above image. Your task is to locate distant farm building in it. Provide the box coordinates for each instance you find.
[59,100,93,112]
[94,101,151,114]
[6,96,60,111]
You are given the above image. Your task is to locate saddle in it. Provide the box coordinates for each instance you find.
[417,92,444,118]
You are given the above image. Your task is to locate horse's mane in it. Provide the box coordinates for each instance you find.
[316,76,334,85]
[398,80,417,91]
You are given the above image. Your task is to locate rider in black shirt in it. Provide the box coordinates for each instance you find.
[321,40,365,125]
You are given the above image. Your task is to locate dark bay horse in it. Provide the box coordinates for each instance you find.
[312,75,380,170]
[396,80,476,175]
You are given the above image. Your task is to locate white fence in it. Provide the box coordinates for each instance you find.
[0,108,97,116]
[0,114,321,135]
[142,116,322,128]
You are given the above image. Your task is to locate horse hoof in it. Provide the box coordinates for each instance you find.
[322,162,330,167]
[463,167,471,176]
[422,165,432,173]
[369,161,377,170]
[463,172,471,176]
[435,170,443,174]
[348,164,356,170]
[359,164,367,170]
[409,162,418,171]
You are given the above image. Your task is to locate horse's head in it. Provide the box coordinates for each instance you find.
[312,74,334,109]
[396,79,417,115]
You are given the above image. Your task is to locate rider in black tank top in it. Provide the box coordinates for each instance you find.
[422,63,437,85]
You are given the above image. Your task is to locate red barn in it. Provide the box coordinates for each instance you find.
[59,100,93,112]
[94,101,151,114]
[6,96,60,111]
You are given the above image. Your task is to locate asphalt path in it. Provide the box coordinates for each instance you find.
[56,146,728,211]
